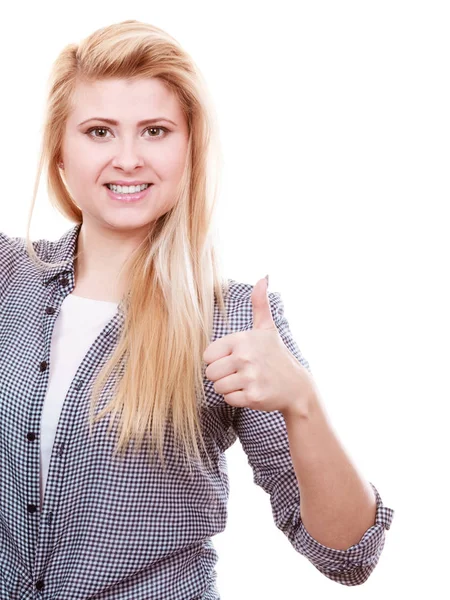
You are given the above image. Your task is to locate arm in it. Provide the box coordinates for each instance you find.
[232,286,394,586]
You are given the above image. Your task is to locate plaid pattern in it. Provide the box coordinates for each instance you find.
[0,224,394,598]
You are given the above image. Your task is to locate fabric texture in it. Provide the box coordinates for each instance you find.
[39,292,118,507]
[0,224,394,599]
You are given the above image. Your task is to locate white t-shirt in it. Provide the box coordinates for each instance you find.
[39,293,118,507]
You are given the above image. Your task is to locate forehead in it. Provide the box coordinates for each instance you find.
[68,77,182,122]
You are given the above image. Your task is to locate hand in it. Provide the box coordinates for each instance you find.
[203,277,316,417]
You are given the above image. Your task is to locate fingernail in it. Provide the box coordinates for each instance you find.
[265,274,269,288]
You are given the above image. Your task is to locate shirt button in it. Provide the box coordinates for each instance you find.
[74,380,83,390]
[57,443,65,457]
[46,511,53,524]
[35,579,45,590]
[27,432,36,441]
[27,503,37,513]
[39,361,48,372]
[45,306,56,315]
[60,277,69,286]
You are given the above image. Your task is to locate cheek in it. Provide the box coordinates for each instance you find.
[69,151,102,186]
[64,165,102,212]
[156,138,188,179]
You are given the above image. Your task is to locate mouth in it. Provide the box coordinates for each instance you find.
[104,183,153,190]
[104,182,153,203]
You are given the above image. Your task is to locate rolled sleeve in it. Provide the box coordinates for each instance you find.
[298,480,394,585]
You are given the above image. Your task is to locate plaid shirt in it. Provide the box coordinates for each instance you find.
[0,223,394,599]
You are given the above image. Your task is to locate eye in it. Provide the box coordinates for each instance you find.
[145,126,168,138]
[86,127,111,139]
[85,126,169,139]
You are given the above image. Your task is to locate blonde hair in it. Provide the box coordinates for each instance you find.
[25,20,232,473]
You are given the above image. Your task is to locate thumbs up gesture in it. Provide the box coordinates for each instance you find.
[203,277,315,417]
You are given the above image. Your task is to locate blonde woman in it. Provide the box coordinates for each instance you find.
[0,20,394,599]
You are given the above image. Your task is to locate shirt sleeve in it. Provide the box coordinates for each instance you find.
[231,288,395,586]
[0,231,23,301]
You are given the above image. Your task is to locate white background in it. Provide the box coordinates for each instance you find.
[1,0,448,597]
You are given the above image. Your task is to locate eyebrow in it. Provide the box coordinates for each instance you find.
[78,117,177,127]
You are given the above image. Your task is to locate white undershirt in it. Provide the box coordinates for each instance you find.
[39,293,119,508]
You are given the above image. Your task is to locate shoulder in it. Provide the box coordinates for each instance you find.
[1,223,80,263]
[0,229,52,262]
[0,224,79,296]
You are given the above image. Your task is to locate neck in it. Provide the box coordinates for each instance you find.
[73,223,146,302]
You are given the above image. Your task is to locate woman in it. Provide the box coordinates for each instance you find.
[0,20,394,599]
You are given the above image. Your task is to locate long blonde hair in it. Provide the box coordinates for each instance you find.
[25,20,232,473]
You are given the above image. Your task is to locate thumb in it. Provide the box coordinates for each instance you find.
[251,275,275,330]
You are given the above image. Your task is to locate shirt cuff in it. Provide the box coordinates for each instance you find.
[297,481,394,585]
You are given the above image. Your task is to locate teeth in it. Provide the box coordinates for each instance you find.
[107,183,150,193]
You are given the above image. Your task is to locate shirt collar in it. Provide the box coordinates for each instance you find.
[41,222,81,287]
[41,222,128,316]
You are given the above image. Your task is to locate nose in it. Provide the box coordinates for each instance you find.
[111,140,145,171]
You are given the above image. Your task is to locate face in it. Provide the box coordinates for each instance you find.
[60,77,189,240]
